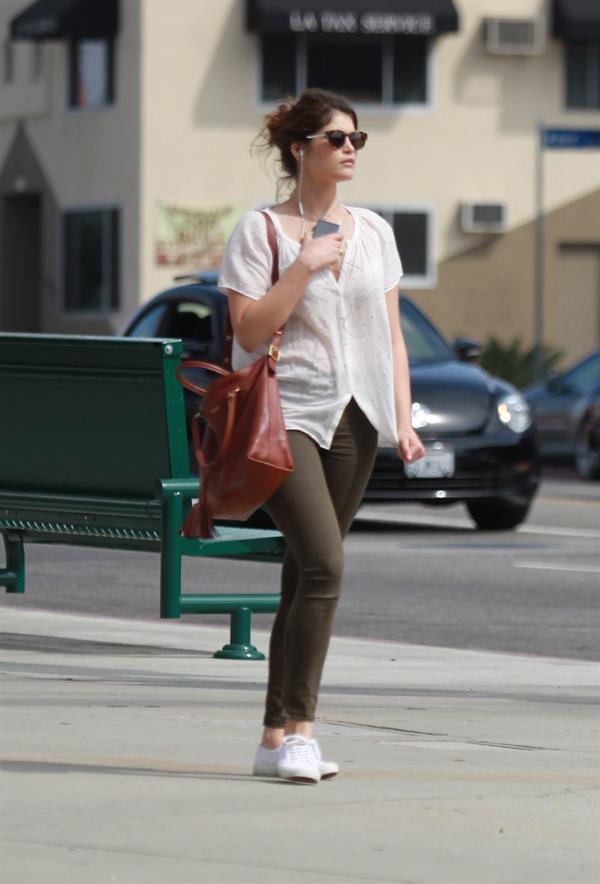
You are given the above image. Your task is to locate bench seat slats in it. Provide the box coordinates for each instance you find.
[0,517,161,543]
[0,514,283,558]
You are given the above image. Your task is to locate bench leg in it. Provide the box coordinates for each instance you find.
[1,533,25,593]
[160,494,182,619]
[214,607,266,660]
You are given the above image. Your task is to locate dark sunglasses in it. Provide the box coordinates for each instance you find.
[305,130,368,151]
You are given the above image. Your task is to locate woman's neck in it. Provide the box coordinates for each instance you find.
[290,183,339,220]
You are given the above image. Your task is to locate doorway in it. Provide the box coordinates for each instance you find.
[549,243,600,362]
[1,194,42,332]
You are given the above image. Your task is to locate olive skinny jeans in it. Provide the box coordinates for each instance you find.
[263,398,378,727]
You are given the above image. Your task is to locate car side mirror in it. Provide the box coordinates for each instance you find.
[453,336,481,363]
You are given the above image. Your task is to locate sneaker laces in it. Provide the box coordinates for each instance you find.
[282,736,316,763]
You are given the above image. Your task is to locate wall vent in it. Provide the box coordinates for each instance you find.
[461,203,507,234]
[484,18,545,55]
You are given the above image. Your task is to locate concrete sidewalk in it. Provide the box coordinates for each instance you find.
[1,606,598,884]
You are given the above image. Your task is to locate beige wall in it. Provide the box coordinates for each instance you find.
[2,0,598,353]
[139,0,268,301]
[138,0,600,363]
[0,0,143,333]
[0,0,50,124]
[352,0,599,271]
[425,0,600,256]
[410,187,600,365]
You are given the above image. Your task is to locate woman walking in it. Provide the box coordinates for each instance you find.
[218,88,424,784]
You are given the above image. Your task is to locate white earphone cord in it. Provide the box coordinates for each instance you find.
[297,149,338,241]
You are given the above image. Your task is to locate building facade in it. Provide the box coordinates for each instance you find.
[1,0,599,363]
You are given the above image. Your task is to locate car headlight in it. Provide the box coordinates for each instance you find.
[411,401,431,429]
[497,393,532,434]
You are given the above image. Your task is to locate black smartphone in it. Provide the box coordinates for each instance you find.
[313,219,340,238]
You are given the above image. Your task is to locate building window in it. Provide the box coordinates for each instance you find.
[261,33,296,101]
[375,208,434,287]
[306,35,384,103]
[393,38,428,103]
[68,39,114,109]
[4,41,15,84]
[261,34,430,106]
[63,209,120,312]
[565,42,600,109]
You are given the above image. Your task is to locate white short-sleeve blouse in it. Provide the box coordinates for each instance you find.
[218,206,403,448]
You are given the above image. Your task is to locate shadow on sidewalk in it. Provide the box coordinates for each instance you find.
[0,758,301,786]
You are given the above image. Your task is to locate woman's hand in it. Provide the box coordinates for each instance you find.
[296,231,344,275]
[397,429,425,464]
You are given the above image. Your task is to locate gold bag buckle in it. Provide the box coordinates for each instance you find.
[268,344,280,362]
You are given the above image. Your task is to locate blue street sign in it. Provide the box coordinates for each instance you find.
[542,128,600,149]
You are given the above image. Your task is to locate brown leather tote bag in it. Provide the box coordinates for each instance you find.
[175,211,293,538]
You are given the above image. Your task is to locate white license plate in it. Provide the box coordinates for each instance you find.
[404,447,455,479]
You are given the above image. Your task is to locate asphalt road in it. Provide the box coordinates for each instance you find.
[1,470,598,661]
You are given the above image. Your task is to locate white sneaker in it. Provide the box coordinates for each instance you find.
[252,738,339,780]
[310,739,339,780]
[277,735,320,784]
[252,744,280,777]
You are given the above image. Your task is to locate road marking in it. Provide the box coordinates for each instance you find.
[358,510,470,529]
[540,496,600,506]
[519,525,600,539]
[358,509,600,539]
[515,562,600,574]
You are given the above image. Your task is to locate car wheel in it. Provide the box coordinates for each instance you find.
[574,414,600,481]
[466,497,532,531]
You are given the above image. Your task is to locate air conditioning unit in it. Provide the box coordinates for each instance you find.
[484,18,545,55]
[461,203,507,234]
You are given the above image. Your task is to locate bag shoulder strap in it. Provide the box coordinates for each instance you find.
[222,210,282,369]
[262,210,280,287]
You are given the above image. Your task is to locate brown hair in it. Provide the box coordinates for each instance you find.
[257,88,359,185]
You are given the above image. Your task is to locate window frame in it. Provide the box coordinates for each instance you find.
[67,36,115,112]
[369,203,437,289]
[60,204,121,317]
[4,40,15,84]
[31,43,43,81]
[255,33,435,113]
[564,40,600,111]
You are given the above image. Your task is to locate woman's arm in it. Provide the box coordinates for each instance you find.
[229,231,343,353]
[385,286,425,464]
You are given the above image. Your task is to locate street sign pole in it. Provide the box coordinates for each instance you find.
[532,126,600,382]
[533,123,544,382]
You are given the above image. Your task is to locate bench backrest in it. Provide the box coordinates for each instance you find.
[0,334,189,499]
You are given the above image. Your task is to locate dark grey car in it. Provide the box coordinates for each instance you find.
[524,351,600,480]
[122,273,541,528]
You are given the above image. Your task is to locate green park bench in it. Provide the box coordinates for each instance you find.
[0,333,284,659]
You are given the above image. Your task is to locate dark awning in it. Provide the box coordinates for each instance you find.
[553,0,600,40]
[10,0,119,42]
[247,0,459,36]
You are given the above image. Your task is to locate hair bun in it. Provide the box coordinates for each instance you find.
[265,99,294,144]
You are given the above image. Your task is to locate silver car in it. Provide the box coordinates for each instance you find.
[524,350,600,479]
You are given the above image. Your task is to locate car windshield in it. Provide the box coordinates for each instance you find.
[562,353,600,393]
[400,298,455,364]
